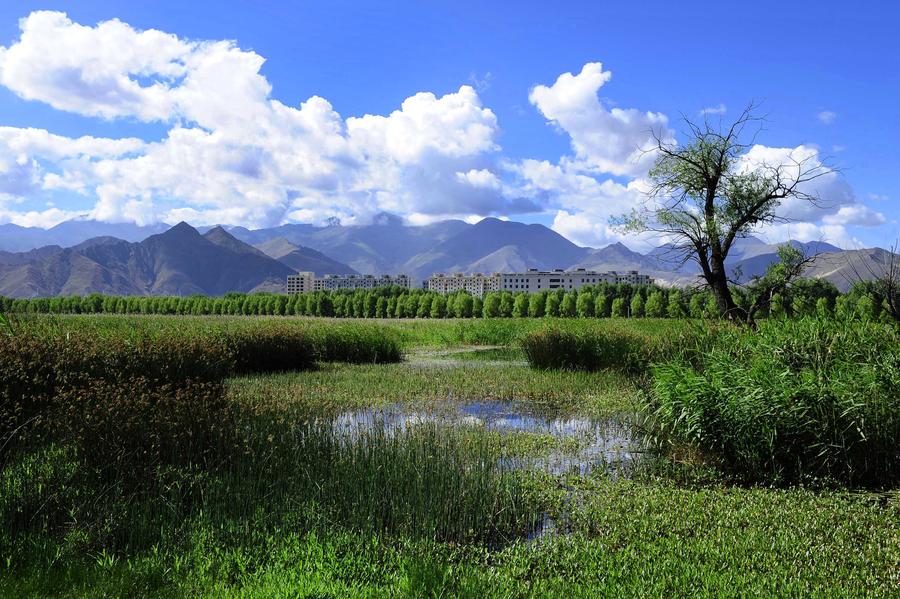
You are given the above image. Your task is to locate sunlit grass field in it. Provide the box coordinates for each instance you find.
[229,359,639,418]
[1,315,897,597]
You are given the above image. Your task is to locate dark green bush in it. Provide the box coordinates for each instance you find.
[223,324,319,374]
[647,319,900,487]
[520,325,699,373]
[453,319,527,346]
[309,323,402,364]
[521,328,629,371]
[0,332,233,456]
[56,378,233,477]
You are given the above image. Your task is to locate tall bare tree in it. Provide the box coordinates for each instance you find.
[616,106,834,321]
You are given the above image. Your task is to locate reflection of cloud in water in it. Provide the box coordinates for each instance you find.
[330,401,640,477]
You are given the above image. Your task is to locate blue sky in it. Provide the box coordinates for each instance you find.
[0,1,897,249]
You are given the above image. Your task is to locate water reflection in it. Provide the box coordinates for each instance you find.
[330,401,640,477]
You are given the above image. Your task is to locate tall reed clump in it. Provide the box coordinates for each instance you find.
[223,323,319,374]
[221,417,539,545]
[0,328,238,552]
[647,318,900,487]
[520,325,700,373]
[0,319,403,467]
[320,423,536,543]
[453,319,535,346]
[308,322,403,364]
[0,331,235,470]
[0,317,416,566]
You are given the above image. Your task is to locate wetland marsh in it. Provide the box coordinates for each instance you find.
[1,316,897,597]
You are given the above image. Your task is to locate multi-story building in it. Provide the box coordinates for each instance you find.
[500,268,654,292]
[287,272,410,293]
[426,268,653,297]
[608,270,654,286]
[286,271,315,294]
[426,272,501,297]
[291,268,652,297]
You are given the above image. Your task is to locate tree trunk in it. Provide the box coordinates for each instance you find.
[708,255,740,320]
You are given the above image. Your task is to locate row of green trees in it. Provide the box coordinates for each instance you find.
[2,279,894,321]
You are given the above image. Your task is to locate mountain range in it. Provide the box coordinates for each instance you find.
[0,215,894,297]
[0,224,296,297]
[0,219,171,253]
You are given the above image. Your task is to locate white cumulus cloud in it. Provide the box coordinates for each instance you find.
[0,11,189,121]
[822,204,886,227]
[528,62,672,177]
[0,11,528,228]
[456,168,502,190]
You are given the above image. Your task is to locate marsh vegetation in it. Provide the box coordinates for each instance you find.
[1,315,897,596]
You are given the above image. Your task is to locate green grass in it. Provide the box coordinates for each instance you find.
[423,346,526,362]
[228,361,640,419]
[1,418,541,566]
[1,314,898,597]
[3,482,897,597]
[520,323,701,373]
[363,316,696,349]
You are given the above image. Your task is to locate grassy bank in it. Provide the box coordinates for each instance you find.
[229,361,639,418]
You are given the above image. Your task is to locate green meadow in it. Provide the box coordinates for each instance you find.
[1,315,897,597]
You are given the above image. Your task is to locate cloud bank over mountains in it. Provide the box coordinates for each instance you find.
[0,11,886,250]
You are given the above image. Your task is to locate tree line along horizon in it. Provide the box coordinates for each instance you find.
[2,279,894,321]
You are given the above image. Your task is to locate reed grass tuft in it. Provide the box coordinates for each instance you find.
[646,318,900,487]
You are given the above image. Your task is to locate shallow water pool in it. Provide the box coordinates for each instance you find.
[330,400,641,477]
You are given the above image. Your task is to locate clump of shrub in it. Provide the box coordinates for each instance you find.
[220,321,402,370]
[309,323,403,364]
[453,319,530,346]
[0,331,236,474]
[520,325,699,373]
[521,328,632,372]
[223,324,319,374]
[0,331,233,455]
[647,318,900,487]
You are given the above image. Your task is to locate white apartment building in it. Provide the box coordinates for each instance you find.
[608,270,655,286]
[500,268,653,292]
[287,272,410,293]
[426,268,653,297]
[426,272,501,296]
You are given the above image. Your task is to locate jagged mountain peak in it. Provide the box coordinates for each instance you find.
[203,226,271,258]
[167,221,198,234]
